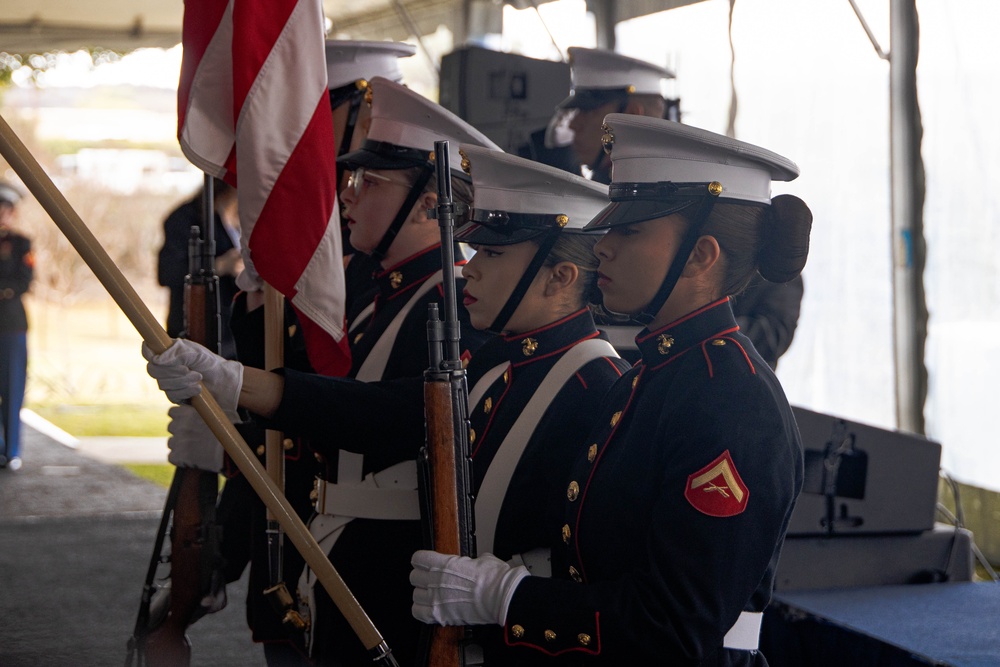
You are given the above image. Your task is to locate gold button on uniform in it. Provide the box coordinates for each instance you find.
[256,445,266,456]
[567,481,580,501]
[569,566,582,582]
[578,633,592,646]
[389,271,403,289]
[632,375,639,389]
[587,444,597,462]
[483,397,493,414]
[469,428,477,445]
[712,339,726,346]
[283,438,294,451]
[544,630,557,642]
[562,524,571,544]
[610,411,622,427]
[354,332,364,344]
[511,624,525,638]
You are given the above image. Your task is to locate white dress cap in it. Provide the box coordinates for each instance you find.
[457,144,609,244]
[604,114,799,204]
[569,47,674,95]
[0,181,22,206]
[338,77,500,173]
[324,40,416,90]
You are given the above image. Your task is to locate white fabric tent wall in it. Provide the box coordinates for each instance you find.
[620,0,1000,492]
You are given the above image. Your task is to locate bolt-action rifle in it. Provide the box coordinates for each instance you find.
[420,141,476,667]
[127,175,226,667]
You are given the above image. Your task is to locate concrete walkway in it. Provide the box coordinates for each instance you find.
[21,408,170,465]
[0,416,264,667]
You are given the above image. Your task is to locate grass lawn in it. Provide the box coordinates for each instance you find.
[123,463,175,488]
[29,403,169,437]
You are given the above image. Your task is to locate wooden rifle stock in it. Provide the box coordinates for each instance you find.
[422,141,475,667]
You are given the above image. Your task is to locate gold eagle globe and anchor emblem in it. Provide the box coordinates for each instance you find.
[601,122,614,155]
[522,337,538,356]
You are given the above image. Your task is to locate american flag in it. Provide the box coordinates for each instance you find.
[177,0,351,376]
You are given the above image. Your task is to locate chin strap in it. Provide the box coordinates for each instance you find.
[487,232,561,333]
[332,87,365,186]
[634,193,720,326]
[368,164,434,263]
[337,93,363,159]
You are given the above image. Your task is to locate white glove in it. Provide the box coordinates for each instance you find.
[166,404,224,472]
[410,551,529,627]
[143,338,243,417]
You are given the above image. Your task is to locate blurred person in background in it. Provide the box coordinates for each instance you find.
[157,178,242,359]
[545,47,676,185]
[0,181,33,472]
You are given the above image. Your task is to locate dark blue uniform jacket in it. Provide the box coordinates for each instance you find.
[501,298,803,666]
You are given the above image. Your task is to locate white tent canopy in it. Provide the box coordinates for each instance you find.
[0,0,705,54]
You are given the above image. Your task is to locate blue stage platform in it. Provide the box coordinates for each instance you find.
[762,582,1000,667]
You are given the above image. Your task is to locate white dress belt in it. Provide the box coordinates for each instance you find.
[723,610,762,651]
[313,460,420,521]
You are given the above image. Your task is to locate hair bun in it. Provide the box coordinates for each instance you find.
[758,194,812,283]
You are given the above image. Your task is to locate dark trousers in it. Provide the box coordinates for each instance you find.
[0,331,27,462]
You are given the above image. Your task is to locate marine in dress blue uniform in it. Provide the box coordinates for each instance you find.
[547,47,676,185]
[323,41,417,322]
[209,42,419,666]
[411,115,812,666]
[271,78,498,667]
[0,182,32,471]
[454,146,632,662]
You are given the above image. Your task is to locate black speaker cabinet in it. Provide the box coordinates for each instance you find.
[439,45,571,152]
[775,524,974,591]
[788,406,941,536]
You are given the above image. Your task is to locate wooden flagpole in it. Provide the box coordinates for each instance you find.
[0,114,396,662]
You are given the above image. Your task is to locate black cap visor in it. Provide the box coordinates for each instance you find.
[337,139,430,171]
[584,182,717,230]
[583,198,697,230]
[457,209,578,245]
[557,87,632,111]
[456,222,546,246]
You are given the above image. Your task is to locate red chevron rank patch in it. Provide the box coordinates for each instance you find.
[685,449,749,517]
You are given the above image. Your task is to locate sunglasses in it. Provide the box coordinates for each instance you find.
[346,167,412,199]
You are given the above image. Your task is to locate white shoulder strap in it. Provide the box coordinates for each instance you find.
[355,269,444,382]
[348,302,375,335]
[467,361,510,412]
[475,338,618,554]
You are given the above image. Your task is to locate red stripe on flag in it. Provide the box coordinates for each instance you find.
[230,0,298,119]
[294,307,352,377]
[249,97,337,294]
